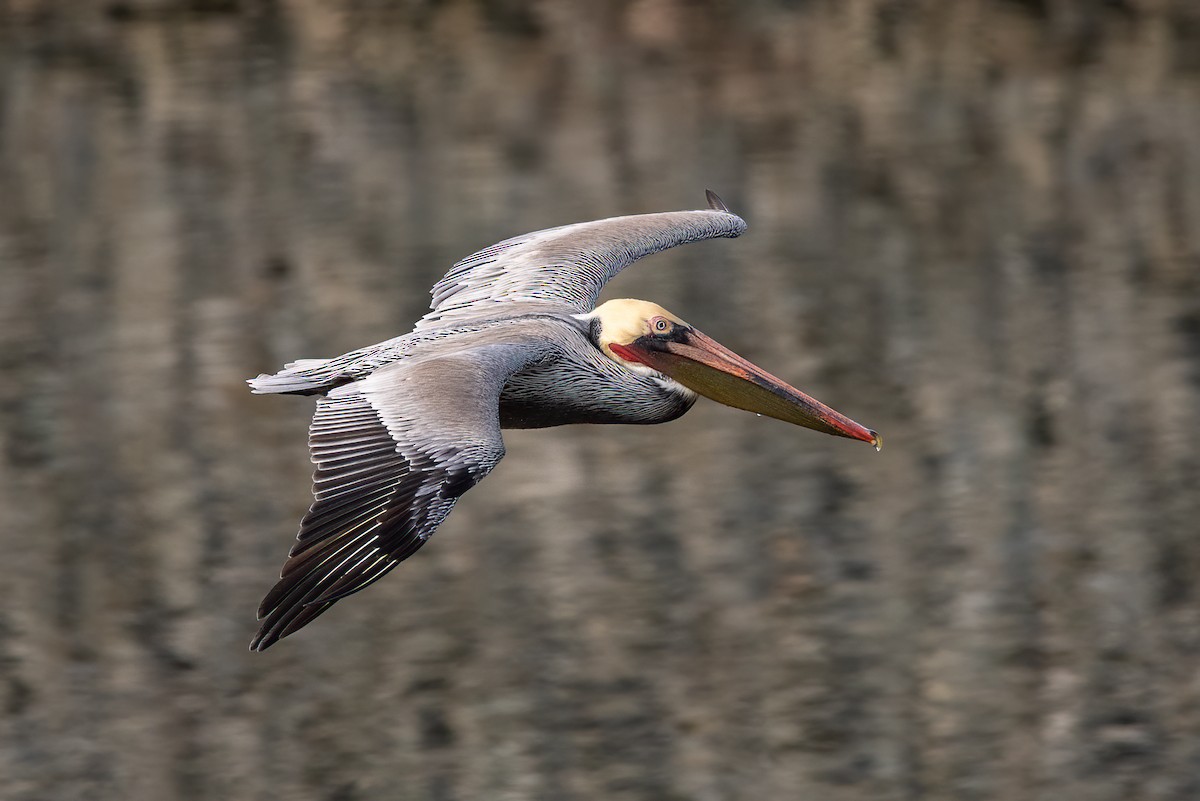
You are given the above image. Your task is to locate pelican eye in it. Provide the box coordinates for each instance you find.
[651,317,672,334]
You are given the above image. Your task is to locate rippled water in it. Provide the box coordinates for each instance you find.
[2,2,1199,799]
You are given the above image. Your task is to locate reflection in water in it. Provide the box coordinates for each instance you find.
[1,2,1199,799]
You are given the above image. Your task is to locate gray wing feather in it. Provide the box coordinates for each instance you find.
[419,198,745,328]
[251,336,551,650]
[247,195,745,394]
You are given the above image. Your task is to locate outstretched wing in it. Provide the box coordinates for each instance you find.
[418,190,745,328]
[251,336,550,651]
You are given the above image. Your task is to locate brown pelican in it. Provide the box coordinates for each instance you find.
[248,191,879,651]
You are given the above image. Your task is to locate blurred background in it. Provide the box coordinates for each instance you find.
[2,0,1199,799]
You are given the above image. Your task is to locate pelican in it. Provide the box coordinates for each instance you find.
[248,191,880,650]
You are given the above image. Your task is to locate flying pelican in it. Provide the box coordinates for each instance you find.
[248,191,880,651]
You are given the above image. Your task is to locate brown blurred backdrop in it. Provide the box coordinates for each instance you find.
[2,1,1199,799]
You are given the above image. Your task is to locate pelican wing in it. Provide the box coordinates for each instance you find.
[251,337,549,650]
[419,191,746,327]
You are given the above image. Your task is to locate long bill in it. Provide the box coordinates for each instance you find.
[612,328,881,450]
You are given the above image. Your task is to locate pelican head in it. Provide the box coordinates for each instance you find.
[590,299,880,448]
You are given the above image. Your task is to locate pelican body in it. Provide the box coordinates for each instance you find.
[248,192,879,650]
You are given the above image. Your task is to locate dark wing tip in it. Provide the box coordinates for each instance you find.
[249,600,336,652]
[705,189,732,213]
